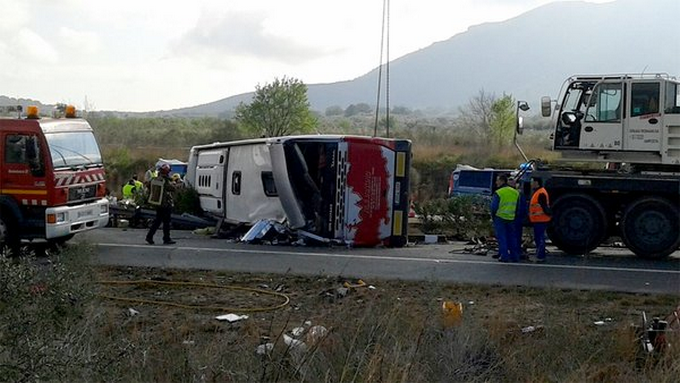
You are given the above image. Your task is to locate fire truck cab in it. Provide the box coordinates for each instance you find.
[0,106,109,250]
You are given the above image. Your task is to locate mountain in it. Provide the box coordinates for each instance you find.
[166,0,679,117]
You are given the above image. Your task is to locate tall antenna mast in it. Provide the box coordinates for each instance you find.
[373,0,390,137]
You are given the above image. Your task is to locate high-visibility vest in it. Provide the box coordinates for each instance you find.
[134,180,144,193]
[495,186,519,220]
[122,183,135,199]
[529,187,551,223]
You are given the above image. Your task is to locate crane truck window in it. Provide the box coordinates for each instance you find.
[631,82,660,117]
[584,83,622,122]
[664,82,680,114]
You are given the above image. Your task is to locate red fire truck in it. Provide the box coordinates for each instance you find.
[0,105,109,250]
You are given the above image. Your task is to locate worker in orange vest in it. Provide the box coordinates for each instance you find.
[529,177,551,263]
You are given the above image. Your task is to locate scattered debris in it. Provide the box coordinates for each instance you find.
[193,227,216,236]
[343,279,367,289]
[283,334,307,353]
[127,308,140,317]
[635,310,674,354]
[441,301,464,327]
[255,343,274,356]
[306,325,329,344]
[291,327,306,337]
[521,325,545,334]
[215,313,249,322]
[241,220,289,244]
[461,238,495,256]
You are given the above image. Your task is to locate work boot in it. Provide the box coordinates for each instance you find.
[145,237,154,245]
[163,240,176,245]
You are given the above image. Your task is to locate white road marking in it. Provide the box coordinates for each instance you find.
[97,243,680,275]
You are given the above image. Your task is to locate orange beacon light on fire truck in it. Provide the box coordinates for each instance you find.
[65,105,77,118]
[26,105,40,119]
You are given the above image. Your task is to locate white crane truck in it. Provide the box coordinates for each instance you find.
[527,73,680,259]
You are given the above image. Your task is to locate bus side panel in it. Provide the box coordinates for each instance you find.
[224,144,286,224]
[343,142,395,246]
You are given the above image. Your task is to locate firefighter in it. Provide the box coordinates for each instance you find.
[121,178,136,200]
[491,174,520,262]
[145,164,176,245]
[144,164,158,187]
[529,177,551,263]
[133,175,143,194]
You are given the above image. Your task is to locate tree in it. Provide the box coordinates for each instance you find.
[489,94,515,147]
[456,90,516,147]
[235,76,317,137]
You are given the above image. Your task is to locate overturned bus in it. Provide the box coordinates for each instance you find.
[185,135,411,247]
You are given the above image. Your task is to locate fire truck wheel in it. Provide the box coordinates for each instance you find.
[547,193,607,255]
[621,197,680,259]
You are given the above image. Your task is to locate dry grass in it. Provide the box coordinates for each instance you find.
[2,244,678,382]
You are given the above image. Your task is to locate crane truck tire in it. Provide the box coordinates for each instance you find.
[547,193,607,255]
[620,197,680,259]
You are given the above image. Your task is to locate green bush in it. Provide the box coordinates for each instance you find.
[0,245,97,381]
[415,196,493,240]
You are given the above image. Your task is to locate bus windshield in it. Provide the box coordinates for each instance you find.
[45,131,103,168]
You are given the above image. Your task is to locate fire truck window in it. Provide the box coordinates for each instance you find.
[5,134,27,164]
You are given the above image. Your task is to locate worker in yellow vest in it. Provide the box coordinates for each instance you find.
[121,178,136,200]
[133,175,143,194]
[529,177,551,263]
[491,174,520,262]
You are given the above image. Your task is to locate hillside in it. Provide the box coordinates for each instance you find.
[163,0,680,117]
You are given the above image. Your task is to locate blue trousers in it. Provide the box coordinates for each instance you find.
[533,222,548,260]
[494,217,519,262]
[514,218,524,258]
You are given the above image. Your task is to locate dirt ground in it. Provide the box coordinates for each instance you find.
[94,264,679,339]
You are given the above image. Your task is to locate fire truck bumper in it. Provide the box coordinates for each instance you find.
[45,198,110,239]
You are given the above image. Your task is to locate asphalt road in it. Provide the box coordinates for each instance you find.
[77,228,680,295]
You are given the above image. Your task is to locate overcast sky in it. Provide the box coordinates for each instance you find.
[0,0,611,112]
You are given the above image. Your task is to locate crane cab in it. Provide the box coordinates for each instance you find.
[542,74,680,165]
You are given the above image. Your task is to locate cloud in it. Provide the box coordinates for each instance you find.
[171,10,332,64]
[0,0,29,32]
[58,27,101,54]
[16,28,59,63]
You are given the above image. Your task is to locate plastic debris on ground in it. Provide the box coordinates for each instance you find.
[215,313,249,322]
[441,301,464,328]
[255,343,274,356]
[521,325,545,334]
[283,334,307,353]
[461,238,494,256]
[127,308,140,317]
[634,308,678,354]
[241,220,289,244]
[343,279,367,289]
